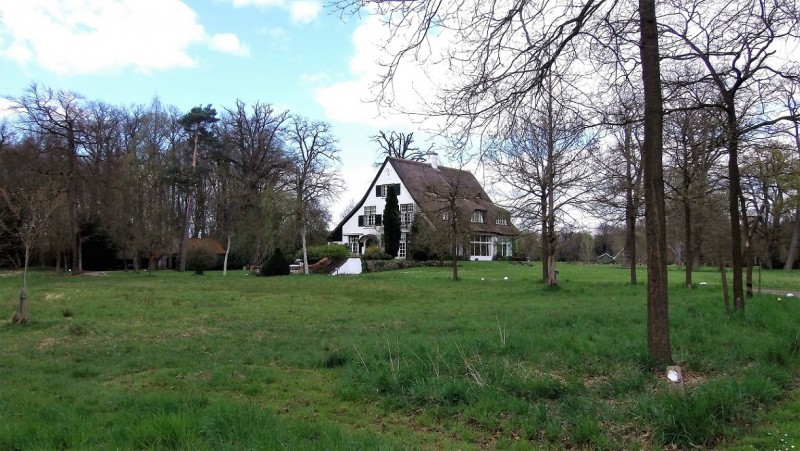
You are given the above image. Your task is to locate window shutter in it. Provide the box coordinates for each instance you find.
[358,216,364,227]
[376,185,381,197]
[375,215,382,226]
[394,184,401,195]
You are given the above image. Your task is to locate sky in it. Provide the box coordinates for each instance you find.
[0,0,433,223]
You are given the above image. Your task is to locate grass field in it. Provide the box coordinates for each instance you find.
[1,262,798,449]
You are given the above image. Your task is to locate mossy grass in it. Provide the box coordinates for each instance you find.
[1,263,798,449]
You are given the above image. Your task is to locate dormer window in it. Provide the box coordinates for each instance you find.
[496,214,509,225]
[471,209,486,223]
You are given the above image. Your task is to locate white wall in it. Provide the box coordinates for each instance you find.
[340,160,416,240]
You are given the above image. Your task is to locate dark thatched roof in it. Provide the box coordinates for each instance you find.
[332,157,518,239]
[388,157,518,236]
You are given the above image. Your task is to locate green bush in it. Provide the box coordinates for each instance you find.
[187,245,218,275]
[262,248,290,277]
[362,245,391,261]
[306,244,351,262]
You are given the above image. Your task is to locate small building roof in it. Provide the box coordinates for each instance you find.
[187,238,226,254]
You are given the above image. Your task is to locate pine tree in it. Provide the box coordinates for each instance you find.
[382,186,401,258]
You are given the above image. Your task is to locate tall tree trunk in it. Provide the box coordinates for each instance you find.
[223,233,231,276]
[14,245,31,323]
[639,0,672,365]
[179,196,192,272]
[547,188,557,287]
[179,132,200,272]
[67,121,82,275]
[302,221,310,275]
[541,195,548,283]
[726,110,745,311]
[786,208,800,270]
[624,132,637,285]
[683,183,693,288]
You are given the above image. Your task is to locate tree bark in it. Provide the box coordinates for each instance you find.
[683,180,693,288]
[223,233,231,276]
[725,109,745,311]
[67,120,82,275]
[624,129,637,285]
[639,0,672,365]
[786,208,800,270]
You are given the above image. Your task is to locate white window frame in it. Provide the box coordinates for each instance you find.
[470,234,492,257]
[348,235,359,254]
[400,204,414,229]
[398,232,407,259]
[471,210,485,223]
[364,206,377,227]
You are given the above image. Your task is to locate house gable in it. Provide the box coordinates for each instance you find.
[332,156,518,259]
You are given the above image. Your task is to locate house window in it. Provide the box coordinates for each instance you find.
[348,235,359,254]
[398,232,407,259]
[400,204,415,229]
[470,234,492,257]
[495,214,508,226]
[364,206,377,226]
[376,184,401,197]
[471,210,486,223]
[497,237,512,257]
[442,211,450,221]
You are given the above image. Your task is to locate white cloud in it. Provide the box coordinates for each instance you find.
[0,98,16,118]
[229,0,320,24]
[315,14,438,130]
[210,33,250,57]
[0,0,248,75]
[289,1,322,24]
[231,0,285,7]
[300,72,330,84]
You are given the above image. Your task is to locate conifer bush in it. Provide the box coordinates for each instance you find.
[262,248,290,276]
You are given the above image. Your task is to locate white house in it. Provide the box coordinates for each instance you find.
[331,154,518,260]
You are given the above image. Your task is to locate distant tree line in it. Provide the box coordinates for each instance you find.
[0,84,342,274]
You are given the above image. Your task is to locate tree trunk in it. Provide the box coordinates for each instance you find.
[639,0,672,365]
[624,133,637,285]
[223,233,231,276]
[683,185,693,288]
[540,195,550,283]
[180,131,200,272]
[179,195,192,272]
[785,208,800,270]
[302,222,310,275]
[719,248,730,314]
[14,245,31,323]
[68,121,82,275]
[726,110,745,311]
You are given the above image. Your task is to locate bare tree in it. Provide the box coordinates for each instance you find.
[0,175,60,323]
[592,94,643,284]
[784,85,800,270]
[286,116,343,274]
[663,104,726,287]
[332,0,673,364]
[660,0,800,309]
[418,169,482,281]
[489,77,595,287]
[371,130,429,164]
[8,84,88,274]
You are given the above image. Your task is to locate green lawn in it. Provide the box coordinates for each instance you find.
[1,263,798,449]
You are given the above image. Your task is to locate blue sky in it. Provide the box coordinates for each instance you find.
[0,0,429,221]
